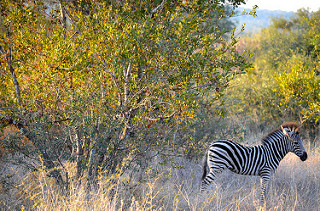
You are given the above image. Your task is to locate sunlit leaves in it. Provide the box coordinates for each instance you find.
[0,0,249,172]
[275,56,320,123]
[228,9,320,126]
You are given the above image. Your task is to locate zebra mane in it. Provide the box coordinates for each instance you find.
[261,122,301,145]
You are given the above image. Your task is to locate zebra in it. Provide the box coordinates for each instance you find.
[201,122,308,203]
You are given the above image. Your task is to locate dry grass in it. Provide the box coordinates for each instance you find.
[1,141,320,210]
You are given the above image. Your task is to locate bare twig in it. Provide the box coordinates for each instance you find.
[141,0,167,34]
[146,111,176,121]
[102,63,123,106]
[124,63,132,104]
[149,0,167,18]
[54,59,78,71]
[0,107,15,111]
[53,118,71,123]
[61,1,82,36]
[58,0,67,40]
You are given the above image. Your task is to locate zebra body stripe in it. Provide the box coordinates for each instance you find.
[208,141,266,175]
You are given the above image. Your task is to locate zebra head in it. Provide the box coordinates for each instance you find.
[281,124,308,161]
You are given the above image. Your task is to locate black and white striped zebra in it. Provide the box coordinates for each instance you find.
[201,122,308,203]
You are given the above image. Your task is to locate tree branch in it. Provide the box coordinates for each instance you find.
[149,0,167,18]
[124,63,132,104]
[141,0,167,34]
[0,114,64,185]
[58,0,67,40]
[102,64,123,106]
[1,37,21,106]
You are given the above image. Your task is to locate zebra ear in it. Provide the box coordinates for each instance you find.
[281,125,289,137]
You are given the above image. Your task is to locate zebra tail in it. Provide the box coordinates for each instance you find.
[202,150,208,180]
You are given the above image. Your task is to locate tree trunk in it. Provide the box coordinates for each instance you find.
[5,47,21,106]
[75,130,84,179]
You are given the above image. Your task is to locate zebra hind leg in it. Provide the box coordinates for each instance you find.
[200,167,224,193]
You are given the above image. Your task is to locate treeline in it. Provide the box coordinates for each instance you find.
[228,8,320,131]
[235,8,294,34]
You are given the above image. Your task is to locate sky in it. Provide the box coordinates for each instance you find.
[244,0,320,12]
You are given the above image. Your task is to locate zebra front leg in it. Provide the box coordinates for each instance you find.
[260,172,271,205]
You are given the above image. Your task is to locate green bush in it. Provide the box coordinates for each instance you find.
[227,9,320,128]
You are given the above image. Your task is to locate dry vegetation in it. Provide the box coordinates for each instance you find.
[1,2,320,211]
[1,130,320,211]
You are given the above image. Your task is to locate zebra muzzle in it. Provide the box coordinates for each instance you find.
[300,151,307,161]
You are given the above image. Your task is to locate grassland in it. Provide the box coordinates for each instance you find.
[1,131,320,210]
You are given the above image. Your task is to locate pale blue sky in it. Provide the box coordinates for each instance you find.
[245,0,320,12]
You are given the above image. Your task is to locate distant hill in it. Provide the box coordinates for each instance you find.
[233,8,294,36]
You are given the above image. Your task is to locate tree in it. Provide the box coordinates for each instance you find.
[0,0,249,190]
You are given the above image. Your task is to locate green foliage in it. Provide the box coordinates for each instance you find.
[0,0,250,188]
[274,55,320,123]
[228,8,320,126]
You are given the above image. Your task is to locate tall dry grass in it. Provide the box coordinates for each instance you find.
[1,136,320,210]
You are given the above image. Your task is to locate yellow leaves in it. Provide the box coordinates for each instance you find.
[185,110,195,119]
